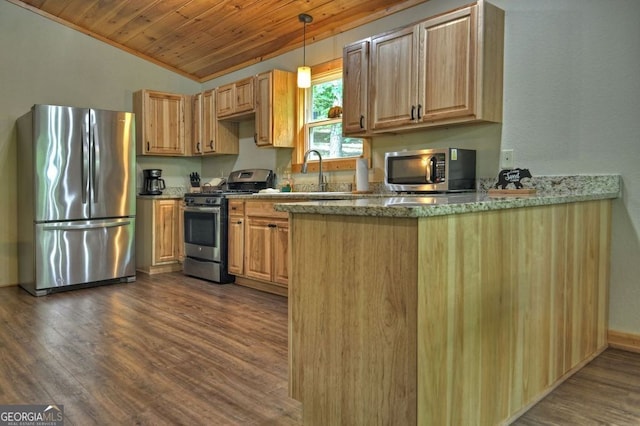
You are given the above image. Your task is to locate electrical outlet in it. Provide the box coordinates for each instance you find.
[500,149,514,169]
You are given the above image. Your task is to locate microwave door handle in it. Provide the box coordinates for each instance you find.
[430,156,438,183]
[425,156,437,184]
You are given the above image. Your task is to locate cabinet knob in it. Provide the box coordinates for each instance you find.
[146,141,150,151]
[410,105,416,121]
[268,223,277,228]
[417,104,422,120]
[254,133,258,145]
[196,142,201,152]
[359,115,365,129]
[209,140,214,149]
[237,220,243,224]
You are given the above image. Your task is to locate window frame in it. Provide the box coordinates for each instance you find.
[292,58,370,173]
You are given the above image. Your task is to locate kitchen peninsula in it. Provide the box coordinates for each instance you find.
[278,175,619,425]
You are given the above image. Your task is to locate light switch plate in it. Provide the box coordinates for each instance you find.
[501,149,514,169]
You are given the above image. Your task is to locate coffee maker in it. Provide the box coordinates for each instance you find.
[141,169,166,195]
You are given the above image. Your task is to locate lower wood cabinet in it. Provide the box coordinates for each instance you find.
[136,198,183,274]
[227,199,290,295]
[228,201,245,276]
[244,217,289,285]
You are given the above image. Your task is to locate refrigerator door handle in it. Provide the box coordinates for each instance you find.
[89,110,100,203]
[42,220,132,231]
[81,114,91,204]
[81,119,89,205]
[91,121,99,203]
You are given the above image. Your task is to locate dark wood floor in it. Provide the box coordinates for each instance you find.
[0,273,301,425]
[1,273,639,425]
[513,348,640,425]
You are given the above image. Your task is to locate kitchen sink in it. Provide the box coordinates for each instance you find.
[385,196,450,207]
[254,191,355,199]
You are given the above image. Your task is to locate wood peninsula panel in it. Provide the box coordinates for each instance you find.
[289,200,611,425]
[417,201,611,425]
[289,214,418,425]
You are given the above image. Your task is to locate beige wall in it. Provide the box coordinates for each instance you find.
[0,1,200,286]
[1,0,639,336]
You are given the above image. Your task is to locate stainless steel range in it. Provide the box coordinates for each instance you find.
[182,169,275,283]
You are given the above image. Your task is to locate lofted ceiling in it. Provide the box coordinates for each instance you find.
[9,0,431,82]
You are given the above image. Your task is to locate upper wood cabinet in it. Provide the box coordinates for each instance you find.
[192,89,239,155]
[255,70,296,147]
[365,1,504,133]
[343,40,370,136]
[370,26,418,131]
[134,89,186,155]
[216,77,255,119]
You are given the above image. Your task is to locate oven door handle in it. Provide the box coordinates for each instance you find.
[184,206,221,213]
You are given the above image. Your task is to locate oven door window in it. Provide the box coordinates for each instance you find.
[184,210,218,247]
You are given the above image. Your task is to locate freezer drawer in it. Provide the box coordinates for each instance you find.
[24,218,136,295]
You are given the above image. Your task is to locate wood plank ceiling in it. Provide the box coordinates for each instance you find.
[9,0,431,82]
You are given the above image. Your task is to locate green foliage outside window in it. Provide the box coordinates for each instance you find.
[311,79,342,121]
[307,75,362,159]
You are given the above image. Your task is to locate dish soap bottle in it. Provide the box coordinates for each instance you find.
[281,171,293,192]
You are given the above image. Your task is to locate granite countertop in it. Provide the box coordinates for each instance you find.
[273,175,621,218]
[227,191,388,200]
[136,187,185,200]
[137,193,183,200]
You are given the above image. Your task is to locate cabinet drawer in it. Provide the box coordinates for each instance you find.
[245,201,289,219]
[229,200,245,215]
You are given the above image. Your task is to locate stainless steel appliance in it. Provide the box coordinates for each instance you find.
[141,168,166,195]
[183,169,274,283]
[17,104,136,296]
[384,148,476,193]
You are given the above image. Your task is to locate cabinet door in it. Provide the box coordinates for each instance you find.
[255,72,272,146]
[202,89,217,153]
[273,220,289,286]
[245,218,273,282]
[235,77,255,113]
[216,84,234,117]
[192,93,203,155]
[418,5,477,122]
[154,200,179,264]
[255,70,296,147]
[370,26,419,130]
[343,40,369,135]
[228,215,244,275]
[136,90,185,155]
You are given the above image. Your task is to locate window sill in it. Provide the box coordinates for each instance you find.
[291,157,369,173]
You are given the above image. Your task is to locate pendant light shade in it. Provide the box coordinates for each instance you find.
[297,66,311,88]
[297,13,313,89]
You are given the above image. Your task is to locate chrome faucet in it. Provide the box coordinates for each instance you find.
[301,149,327,192]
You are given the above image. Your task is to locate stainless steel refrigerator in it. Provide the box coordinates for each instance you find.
[17,104,136,296]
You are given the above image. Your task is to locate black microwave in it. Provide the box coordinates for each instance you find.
[384,148,476,193]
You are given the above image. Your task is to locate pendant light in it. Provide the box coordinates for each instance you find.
[297,13,313,88]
